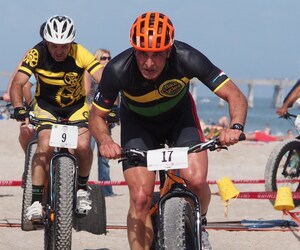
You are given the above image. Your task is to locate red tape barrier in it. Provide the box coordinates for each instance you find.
[0,180,159,187]
[237,191,300,200]
[0,179,299,187]
[1,180,300,200]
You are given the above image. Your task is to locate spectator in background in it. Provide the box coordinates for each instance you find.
[244,129,293,142]
[203,116,229,140]
[84,48,117,197]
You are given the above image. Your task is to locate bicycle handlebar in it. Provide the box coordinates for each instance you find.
[189,133,245,153]
[28,114,88,127]
[120,133,245,162]
[281,112,297,119]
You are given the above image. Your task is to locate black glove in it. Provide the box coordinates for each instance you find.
[106,105,120,124]
[13,107,28,121]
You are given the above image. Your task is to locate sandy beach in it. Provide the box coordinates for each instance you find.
[0,119,299,249]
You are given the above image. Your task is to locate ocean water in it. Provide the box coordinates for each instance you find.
[196,95,299,135]
[1,89,298,136]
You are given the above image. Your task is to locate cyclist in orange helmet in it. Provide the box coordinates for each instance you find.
[90,12,247,250]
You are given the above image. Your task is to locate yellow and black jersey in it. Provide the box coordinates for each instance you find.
[19,41,102,108]
[93,40,230,120]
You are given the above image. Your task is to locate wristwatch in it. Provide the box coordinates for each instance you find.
[230,123,244,132]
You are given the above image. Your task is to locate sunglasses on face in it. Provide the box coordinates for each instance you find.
[100,56,111,61]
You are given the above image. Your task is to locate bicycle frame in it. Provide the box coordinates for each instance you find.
[121,141,221,249]
[25,114,87,249]
[121,135,244,250]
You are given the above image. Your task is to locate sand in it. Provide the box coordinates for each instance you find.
[0,119,299,249]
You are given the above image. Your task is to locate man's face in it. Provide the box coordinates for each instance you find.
[46,42,71,62]
[134,49,171,80]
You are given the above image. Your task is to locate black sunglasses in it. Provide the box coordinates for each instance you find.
[100,56,111,61]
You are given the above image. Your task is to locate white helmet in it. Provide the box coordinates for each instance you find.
[44,15,76,44]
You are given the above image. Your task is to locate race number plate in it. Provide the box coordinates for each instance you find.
[50,124,78,149]
[147,147,189,171]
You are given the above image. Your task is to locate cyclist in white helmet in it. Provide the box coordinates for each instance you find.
[10,15,104,221]
[43,15,76,44]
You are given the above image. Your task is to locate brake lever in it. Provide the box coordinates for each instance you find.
[118,158,126,163]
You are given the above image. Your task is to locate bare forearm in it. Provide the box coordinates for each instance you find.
[228,92,248,126]
[283,87,300,108]
[23,83,33,104]
[10,72,29,108]
[10,83,24,108]
[216,80,248,126]
[89,108,113,144]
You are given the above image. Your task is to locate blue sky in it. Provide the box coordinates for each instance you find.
[1,0,300,97]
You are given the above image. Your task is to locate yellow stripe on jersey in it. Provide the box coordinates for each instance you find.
[123,77,190,103]
[19,66,32,76]
[70,44,102,74]
[88,61,103,74]
[92,102,111,112]
[213,78,230,93]
[35,70,67,86]
[123,89,163,103]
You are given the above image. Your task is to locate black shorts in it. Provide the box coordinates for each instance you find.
[120,97,204,171]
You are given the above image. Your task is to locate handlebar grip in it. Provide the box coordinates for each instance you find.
[239,133,246,141]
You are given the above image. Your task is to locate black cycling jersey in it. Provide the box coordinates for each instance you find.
[19,41,101,109]
[92,40,230,170]
[93,40,229,119]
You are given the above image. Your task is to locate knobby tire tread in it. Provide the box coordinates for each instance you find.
[21,140,37,231]
[159,197,196,250]
[73,184,107,235]
[54,156,75,250]
[265,139,300,206]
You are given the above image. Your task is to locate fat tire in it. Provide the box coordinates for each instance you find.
[265,139,300,207]
[53,156,75,250]
[21,139,37,231]
[73,184,107,235]
[159,197,196,250]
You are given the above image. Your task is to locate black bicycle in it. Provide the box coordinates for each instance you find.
[120,135,243,250]
[20,114,106,249]
[264,112,300,207]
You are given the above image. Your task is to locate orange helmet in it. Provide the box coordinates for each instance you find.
[130,12,175,52]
